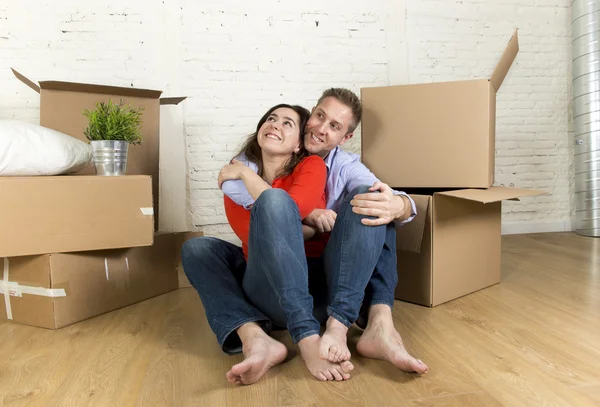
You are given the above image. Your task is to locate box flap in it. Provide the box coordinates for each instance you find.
[396,195,430,253]
[160,96,187,105]
[11,68,40,93]
[490,29,519,91]
[38,80,163,99]
[435,186,545,204]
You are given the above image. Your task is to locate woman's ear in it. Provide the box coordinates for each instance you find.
[294,143,301,154]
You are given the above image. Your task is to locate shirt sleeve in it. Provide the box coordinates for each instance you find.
[283,156,327,219]
[341,159,417,225]
[221,153,258,209]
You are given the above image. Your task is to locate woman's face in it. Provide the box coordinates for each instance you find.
[257,107,302,157]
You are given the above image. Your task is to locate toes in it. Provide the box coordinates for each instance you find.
[230,360,250,375]
[341,360,354,372]
[322,369,334,381]
[329,346,339,362]
[330,368,343,381]
[334,348,343,362]
[317,372,327,381]
[226,371,242,384]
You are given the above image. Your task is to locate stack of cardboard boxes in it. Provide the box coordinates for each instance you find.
[361,30,544,307]
[1,69,201,329]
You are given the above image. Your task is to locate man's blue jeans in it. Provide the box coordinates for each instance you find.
[182,186,397,354]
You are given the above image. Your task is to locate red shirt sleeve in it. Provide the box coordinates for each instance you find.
[284,155,327,219]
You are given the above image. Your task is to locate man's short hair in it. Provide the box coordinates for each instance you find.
[317,88,362,134]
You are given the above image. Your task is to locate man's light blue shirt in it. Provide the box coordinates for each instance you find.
[221,147,417,225]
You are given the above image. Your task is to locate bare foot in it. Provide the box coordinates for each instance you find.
[319,316,350,362]
[226,323,288,385]
[356,306,428,374]
[299,335,354,381]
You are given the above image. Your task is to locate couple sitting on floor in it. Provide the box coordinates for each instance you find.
[182,88,429,384]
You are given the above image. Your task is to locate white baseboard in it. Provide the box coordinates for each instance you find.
[501,220,573,235]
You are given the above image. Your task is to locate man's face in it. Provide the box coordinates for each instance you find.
[304,97,354,158]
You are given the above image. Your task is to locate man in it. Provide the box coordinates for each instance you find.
[182,88,428,385]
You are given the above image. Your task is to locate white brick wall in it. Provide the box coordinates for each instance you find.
[180,0,389,240]
[405,0,573,232]
[1,0,574,238]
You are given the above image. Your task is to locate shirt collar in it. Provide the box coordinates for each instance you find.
[322,146,340,171]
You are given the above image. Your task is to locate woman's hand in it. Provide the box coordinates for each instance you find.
[218,159,249,189]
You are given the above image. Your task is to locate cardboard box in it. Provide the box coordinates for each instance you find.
[11,68,187,230]
[394,186,543,307]
[0,175,154,258]
[0,232,200,329]
[361,30,519,189]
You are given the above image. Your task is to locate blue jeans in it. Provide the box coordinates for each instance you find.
[182,186,397,354]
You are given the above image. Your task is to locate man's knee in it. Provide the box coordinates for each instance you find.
[349,185,373,199]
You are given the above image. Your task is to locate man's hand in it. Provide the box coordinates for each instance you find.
[350,181,409,226]
[304,208,337,233]
[218,159,248,189]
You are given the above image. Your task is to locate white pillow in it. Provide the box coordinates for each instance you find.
[0,120,92,176]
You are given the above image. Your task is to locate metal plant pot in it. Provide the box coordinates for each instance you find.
[90,140,129,176]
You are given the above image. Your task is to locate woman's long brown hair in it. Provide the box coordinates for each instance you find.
[234,103,311,179]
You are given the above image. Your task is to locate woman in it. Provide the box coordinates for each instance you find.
[211,103,353,383]
[219,103,326,258]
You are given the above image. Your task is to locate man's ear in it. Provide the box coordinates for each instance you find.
[338,132,354,146]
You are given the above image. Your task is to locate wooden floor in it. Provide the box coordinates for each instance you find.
[1,232,599,406]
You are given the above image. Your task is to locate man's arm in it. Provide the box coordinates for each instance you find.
[343,160,417,225]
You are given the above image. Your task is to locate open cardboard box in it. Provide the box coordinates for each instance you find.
[1,232,203,329]
[0,175,154,258]
[361,29,520,188]
[394,186,544,307]
[11,68,187,230]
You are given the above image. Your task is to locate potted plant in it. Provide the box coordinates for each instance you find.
[83,99,144,176]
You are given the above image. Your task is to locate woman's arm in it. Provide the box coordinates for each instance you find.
[239,166,271,200]
[219,160,271,201]
[302,224,317,240]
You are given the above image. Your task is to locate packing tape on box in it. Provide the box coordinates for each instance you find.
[140,207,154,216]
[104,257,131,281]
[1,258,67,320]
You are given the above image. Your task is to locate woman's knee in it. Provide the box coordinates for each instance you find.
[253,188,297,218]
[256,188,293,207]
[181,236,221,263]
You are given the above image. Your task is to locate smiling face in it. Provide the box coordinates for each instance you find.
[257,107,302,157]
[304,96,356,158]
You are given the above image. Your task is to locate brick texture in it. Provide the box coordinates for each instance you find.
[1,0,574,239]
[405,0,573,228]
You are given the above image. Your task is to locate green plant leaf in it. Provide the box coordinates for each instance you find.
[83,99,144,145]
